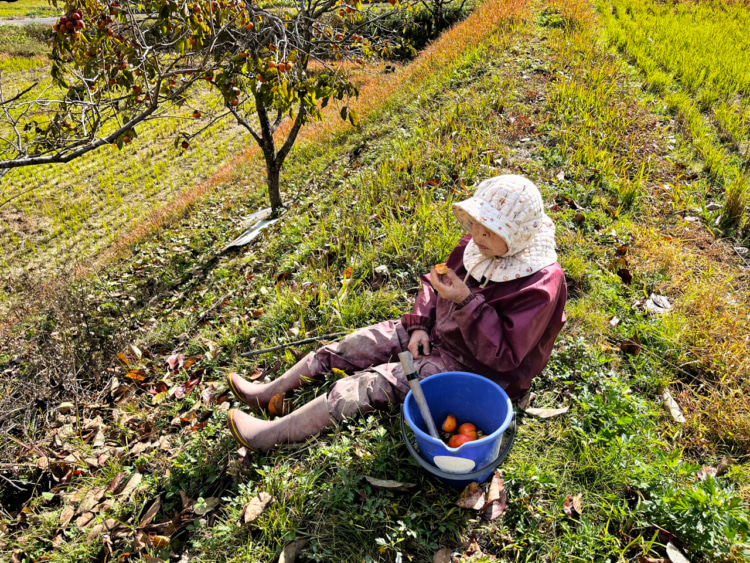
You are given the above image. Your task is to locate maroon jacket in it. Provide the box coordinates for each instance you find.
[401,235,567,399]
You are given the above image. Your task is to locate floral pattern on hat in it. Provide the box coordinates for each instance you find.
[452,175,558,282]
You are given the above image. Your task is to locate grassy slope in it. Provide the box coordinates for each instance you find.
[1,1,750,562]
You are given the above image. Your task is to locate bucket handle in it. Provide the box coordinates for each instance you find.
[400,405,516,481]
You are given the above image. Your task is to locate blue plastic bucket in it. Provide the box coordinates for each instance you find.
[402,371,513,482]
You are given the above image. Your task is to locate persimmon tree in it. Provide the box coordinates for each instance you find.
[0,0,408,211]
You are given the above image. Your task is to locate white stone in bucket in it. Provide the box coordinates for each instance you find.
[433,456,476,473]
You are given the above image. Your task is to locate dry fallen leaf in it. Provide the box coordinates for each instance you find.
[517,392,534,411]
[59,506,75,529]
[573,492,583,514]
[620,333,642,356]
[107,472,125,494]
[180,491,194,510]
[119,472,143,500]
[523,406,569,419]
[666,542,691,563]
[138,499,161,528]
[464,534,482,557]
[239,492,275,525]
[660,387,686,423]
[75,512,95,529]
[151,535,170,550]
[167,353,186,370]
[133,530,151,553]
[268,392,287,418]
[279,538,308,563]
[563,493,583,518]
[482,472,507,521]
[638,557,667,563]
[645,293,672,315]
[433,547,452,563]
[364,476,416,493]
[142,556,166,563]
[246,367,264,381]
[456,482,486,510]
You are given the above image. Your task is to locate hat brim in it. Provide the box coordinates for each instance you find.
[452,198,510,252]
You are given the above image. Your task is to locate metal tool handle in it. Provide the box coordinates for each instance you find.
[398,351,440,439]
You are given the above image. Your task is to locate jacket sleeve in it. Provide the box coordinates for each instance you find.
[449,279,560,371]
[401,235,472,334]
[401,272,438,333]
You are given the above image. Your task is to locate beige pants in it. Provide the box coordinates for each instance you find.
[306,320,450,420]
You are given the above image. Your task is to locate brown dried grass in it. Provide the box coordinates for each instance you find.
[636,225,750,453]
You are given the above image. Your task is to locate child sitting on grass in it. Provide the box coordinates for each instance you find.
[227,174,567,451]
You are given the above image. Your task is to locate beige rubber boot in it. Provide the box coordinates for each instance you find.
[227,394,333,452]
[227,353,315,409]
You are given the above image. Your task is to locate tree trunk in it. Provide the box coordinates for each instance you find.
[266,162,283,212]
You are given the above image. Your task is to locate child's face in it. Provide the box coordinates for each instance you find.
[471,221,508,257]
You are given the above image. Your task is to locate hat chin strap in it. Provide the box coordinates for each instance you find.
[463,255,498,288]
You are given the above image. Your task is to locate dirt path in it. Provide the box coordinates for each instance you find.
[0,16,56,25]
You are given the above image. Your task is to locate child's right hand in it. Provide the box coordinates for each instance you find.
[408,329,431,359]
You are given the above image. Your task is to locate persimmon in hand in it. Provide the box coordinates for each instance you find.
[434,263,449,275]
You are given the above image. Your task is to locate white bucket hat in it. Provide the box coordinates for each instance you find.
[452,175,557,283]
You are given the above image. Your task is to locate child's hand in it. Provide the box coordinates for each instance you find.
[408,329,431,359]
[430,266,471,304]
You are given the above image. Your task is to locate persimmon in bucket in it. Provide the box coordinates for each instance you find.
[447,433,474,448]
[442,413,457,433]
[441,415,482,447]
[457,422,477,440]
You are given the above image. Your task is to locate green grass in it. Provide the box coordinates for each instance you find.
[0,0,59,19]
[0,24,50,56]
[0,54,46,71]
[1,0,750,562]
[600,0,750,232]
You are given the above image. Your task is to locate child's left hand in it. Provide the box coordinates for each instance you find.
[430,266,471,304]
